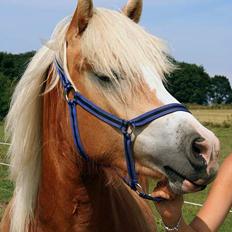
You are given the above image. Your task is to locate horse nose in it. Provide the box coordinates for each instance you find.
[189,137,212,169]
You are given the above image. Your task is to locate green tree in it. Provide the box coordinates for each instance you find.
[0,72,14,120]
[209,75,232,104]
[0,51,35,80]
[166,62,211,105]
[0,51,34,119]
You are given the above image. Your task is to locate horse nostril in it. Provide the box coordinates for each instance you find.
[192,138,204,156]
[190,138,207,168]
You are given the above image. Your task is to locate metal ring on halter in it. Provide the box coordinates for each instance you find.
[127,123,135,136]
[135,183,154,197]
[135,183,144,195]
[65,87,76,102]
[121,121,135,136]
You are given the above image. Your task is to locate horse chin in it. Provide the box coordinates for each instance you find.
[151,178,204,200]
[137,164,198,196]
[181,179,206,193]
[162,166,208,195]
[137,166,204,199]
[166,176,207,195]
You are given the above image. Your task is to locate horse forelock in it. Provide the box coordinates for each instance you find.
[79,8,174,93]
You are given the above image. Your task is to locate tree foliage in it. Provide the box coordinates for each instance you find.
[209,75,232,104]
[0,72,13,119]
[166,61,211,105]
[0,51,35,120]
[0,51,35,80]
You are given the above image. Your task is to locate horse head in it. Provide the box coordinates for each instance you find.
[2,1,222,232]
[63,0,220,195]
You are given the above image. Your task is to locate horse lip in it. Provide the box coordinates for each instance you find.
[182,179,206,193]
[188,181,207,190]
[164,166,207,189]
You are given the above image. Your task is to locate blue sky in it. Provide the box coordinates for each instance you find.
[0,0,231,83]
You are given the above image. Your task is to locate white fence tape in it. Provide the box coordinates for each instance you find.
[184,201,203,207]
[184,201,232,213]
[0,162,11,167]
[0,142,10,146]
[0,141,11,167]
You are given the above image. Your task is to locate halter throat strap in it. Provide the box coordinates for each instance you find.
[55,59,190,202]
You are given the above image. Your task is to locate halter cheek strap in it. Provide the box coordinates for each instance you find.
[55,59,190,202]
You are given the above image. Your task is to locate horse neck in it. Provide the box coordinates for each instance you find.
[35,83,156,231]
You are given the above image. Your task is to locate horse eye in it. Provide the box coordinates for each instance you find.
[95,73,111,83]
[94,71,122,84]
[96,74,111,83]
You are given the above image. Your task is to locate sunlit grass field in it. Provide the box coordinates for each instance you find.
[0,108,232,231]
[191,108,232,127]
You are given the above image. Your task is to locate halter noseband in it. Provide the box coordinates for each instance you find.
[55,59,190,202]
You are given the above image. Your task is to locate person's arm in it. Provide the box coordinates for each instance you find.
[154,154,232,232]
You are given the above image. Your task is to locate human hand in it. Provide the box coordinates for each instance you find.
[152,180,184,227]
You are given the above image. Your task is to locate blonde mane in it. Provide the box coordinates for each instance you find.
[80,8,173,90]
[5,8,173,232]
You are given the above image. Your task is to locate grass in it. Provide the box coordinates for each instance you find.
[190,108,232,127]
[0,109,232,231]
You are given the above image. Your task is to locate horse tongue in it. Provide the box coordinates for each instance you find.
[151,180,176,200]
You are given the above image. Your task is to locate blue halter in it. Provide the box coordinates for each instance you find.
[54,59,190,202]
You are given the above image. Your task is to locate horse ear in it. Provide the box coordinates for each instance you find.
[67,0,93,40]
[122,0,143,23]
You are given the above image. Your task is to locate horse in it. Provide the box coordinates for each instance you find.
[1,0,220,231]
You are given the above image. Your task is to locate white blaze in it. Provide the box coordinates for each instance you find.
[142,66,179,104]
